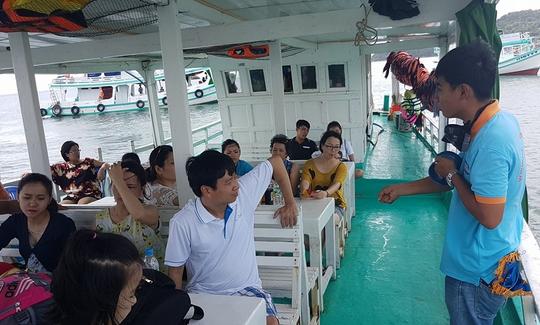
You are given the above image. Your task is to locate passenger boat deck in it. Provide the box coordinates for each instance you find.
[321,116,524,324]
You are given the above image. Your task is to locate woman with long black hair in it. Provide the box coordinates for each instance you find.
[0,173,75,273]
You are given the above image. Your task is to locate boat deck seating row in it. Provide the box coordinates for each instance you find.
[0,206,322,325]
[254,208,319,325]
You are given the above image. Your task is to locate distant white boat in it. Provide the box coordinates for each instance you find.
[41,67,217,117]
[499,32,540,76]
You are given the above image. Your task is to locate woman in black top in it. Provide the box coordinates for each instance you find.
[0,173,75,273]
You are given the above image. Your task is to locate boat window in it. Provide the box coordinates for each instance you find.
[249,69,266,93]
[158,80,166,93]
[300,65,317,90]
[283,65,293,93]
[186,70,210,88]
[328,64,346,88]
[224,71,242,94]
[100,86,113,100]
[130,84,145,97]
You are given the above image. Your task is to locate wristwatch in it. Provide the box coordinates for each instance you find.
[446,170,459,188]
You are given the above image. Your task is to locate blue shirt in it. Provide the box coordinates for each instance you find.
[441,101,526,285]
[236,160,253,176]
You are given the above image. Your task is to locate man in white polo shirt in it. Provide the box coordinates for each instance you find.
[165,150,297,325]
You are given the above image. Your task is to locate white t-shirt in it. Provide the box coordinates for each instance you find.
[164,161,273,295]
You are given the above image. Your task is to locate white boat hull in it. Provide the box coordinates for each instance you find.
[499,49,540,76]
[43,85,217,117]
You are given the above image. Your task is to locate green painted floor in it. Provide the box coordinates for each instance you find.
[321,116,450,324]
[364,116,435,181]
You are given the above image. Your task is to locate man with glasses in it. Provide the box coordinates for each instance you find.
[287,119,318,160]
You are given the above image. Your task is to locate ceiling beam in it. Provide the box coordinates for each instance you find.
[360,37,440,54]
[0,1,468,71]
[179,0,240,24]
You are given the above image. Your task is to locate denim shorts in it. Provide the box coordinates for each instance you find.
[445,276,506,325]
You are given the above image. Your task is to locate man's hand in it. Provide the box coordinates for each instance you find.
[378,184,402,204]
[274,202,298,227]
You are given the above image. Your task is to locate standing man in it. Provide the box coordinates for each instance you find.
[287,119,318,160]
[379,40,526,324]
[165,150,298,325]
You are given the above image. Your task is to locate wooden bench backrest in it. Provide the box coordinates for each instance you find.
[158,208,180,242]
[254,209,303,310]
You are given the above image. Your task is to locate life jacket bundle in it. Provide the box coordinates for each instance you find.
[226,44,269,59]
[0,271,54,325]
[0,0,89,33]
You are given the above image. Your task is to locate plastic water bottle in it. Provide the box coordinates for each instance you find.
[271,182,284,206]
[143,247,160,271]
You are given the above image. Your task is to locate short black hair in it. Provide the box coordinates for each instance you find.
[221,139,240,153]
[435,39,497,101]
[60,141,78,162]
[326,121,342,131]
[185,150,235,197]
[296,119,310,129]
[319,130,342,151]
[121,152,141,165]
[270,134,289,152]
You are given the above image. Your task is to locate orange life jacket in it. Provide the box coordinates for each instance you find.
[0,0,88,33]
[227,44,269,59]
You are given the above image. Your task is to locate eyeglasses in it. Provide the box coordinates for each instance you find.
[324,144,341,150]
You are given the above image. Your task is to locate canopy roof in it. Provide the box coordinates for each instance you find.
[0,0,469,73]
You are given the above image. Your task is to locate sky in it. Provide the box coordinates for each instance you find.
[0,0,538,95]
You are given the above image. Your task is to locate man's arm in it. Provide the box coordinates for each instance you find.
[451,173,504,229]
[168,266,185,289]
[378,177,450,203]
[268,156,298,227]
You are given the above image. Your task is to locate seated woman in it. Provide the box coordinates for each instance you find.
[146,145,178,206]
[266,134,300,199]
[96,160,163,267]
[0,173,75,273]
[51,141,109,204]
[311,121,364,177]
[300,131,348,218]
[50,229,144,324]
[222,139,253,176]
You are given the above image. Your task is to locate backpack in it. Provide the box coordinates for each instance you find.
[0,272,54,325]
[122,269,204,325]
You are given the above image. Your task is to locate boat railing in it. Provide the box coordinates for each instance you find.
[414,111,440,154]
[519,220,540,324]
[96,120,223,161]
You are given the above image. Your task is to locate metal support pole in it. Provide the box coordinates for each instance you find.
[157,1,193,205]
[8,32,51,178]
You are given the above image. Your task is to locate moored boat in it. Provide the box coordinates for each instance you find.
[41,67,217,117]
[499,33,540,76]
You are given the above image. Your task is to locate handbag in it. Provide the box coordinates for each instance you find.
[122,269,203,325]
